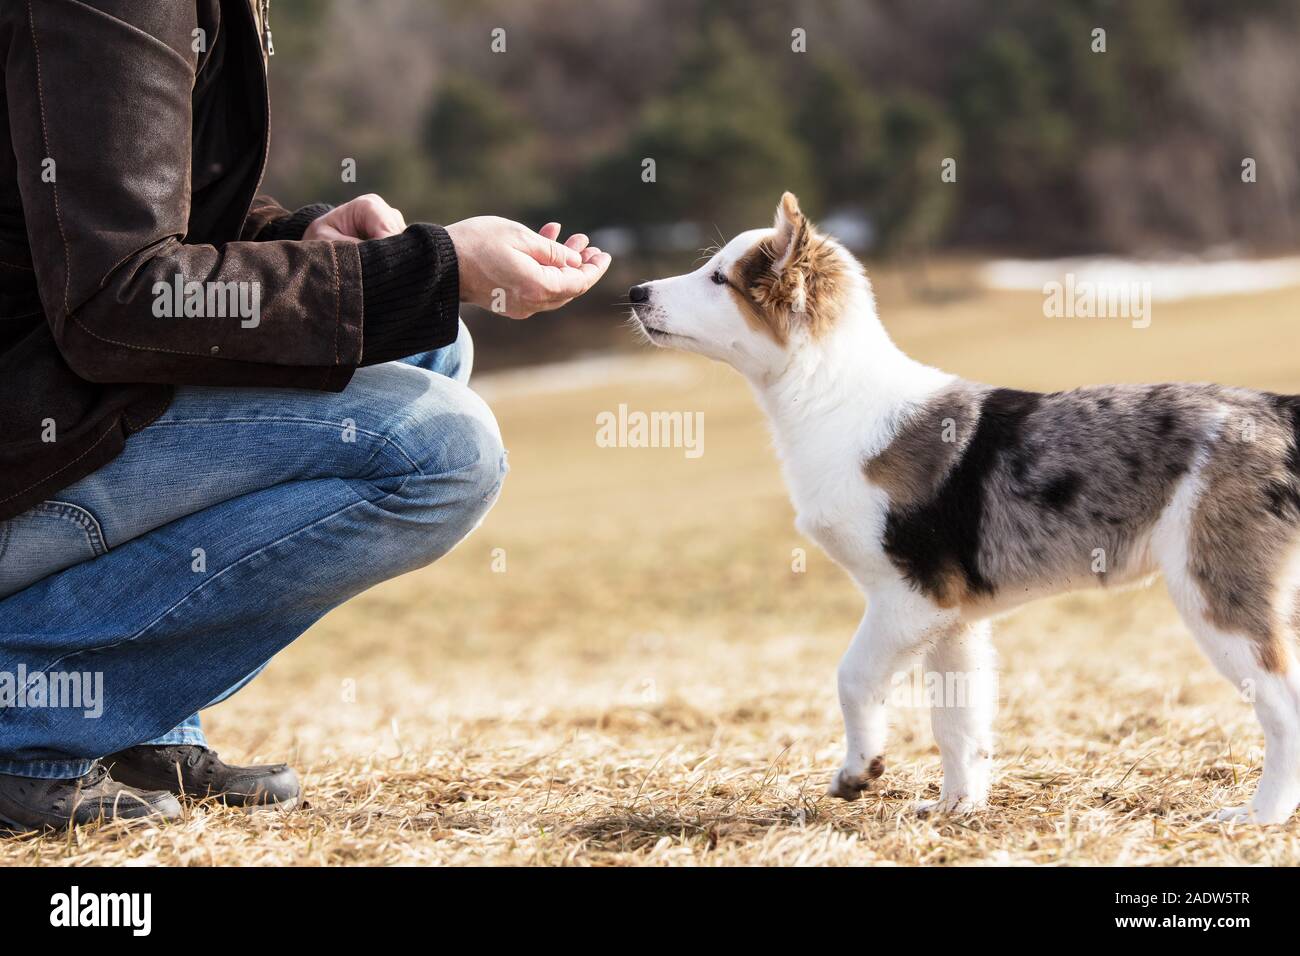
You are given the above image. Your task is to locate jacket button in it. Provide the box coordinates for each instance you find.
[210,345,220,355]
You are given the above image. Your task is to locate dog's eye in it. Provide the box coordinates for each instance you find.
[710,270,728,286]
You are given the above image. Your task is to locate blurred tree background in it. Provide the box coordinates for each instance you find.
[261,0,1300,364]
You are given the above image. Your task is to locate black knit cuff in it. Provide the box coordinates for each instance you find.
[257,203,334,242]
[357,223,460,366]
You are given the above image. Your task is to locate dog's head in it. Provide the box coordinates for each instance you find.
[628,192,862,378]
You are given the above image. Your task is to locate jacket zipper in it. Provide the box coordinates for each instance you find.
[236,0,273,241]
[259,0,275,56]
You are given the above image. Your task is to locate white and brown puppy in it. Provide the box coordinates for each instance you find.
[629,192,1300,823]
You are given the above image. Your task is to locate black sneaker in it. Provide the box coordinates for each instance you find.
[104,745,300,808]
[0,762,181,833]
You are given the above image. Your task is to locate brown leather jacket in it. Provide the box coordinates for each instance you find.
[0,0,457,521]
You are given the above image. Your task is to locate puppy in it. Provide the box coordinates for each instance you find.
[629,192,1300,823]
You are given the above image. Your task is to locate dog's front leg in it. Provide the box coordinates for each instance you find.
[828,591,956,801]
[827,610,895,800]
[916,620,996,816]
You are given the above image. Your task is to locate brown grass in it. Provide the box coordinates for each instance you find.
[5,262,1300,865]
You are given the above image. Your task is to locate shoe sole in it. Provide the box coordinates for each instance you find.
[0,808,179,835]
[241,792,301,813]
[182,791,301,812]
[0,812,35,836]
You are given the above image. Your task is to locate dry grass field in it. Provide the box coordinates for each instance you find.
[5,262,1300,866]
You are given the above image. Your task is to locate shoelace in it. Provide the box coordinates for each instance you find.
[76,762,110,789]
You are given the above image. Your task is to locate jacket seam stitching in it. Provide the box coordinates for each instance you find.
[68,315,209,356]
[124,395,171,434]
[329,241,342,387]
[0,419,118,506]
[26,0,73,317]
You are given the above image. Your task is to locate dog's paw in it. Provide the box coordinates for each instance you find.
[827,758,884,801]
[1211,804,1293,825]
[1212,805,1256,824]
[827,771,869,801]
[914,793,987,818]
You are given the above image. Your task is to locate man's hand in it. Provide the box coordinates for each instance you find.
[303,194,407,242]
[305,199,611,318]
[445,216,612,319]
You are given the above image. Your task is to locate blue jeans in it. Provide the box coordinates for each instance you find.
[0,321,505,778]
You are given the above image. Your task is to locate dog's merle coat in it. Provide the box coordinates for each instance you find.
[869,382,1300,666]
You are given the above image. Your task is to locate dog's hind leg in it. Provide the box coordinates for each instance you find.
[915,619,997,816]
[1158,517,1300,824]
[1175,606,1300,824]
[828,583,960,801]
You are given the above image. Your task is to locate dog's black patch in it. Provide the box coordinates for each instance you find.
[882,388,1042,600]
[1038,472,1082,511]
[1009,452,1030,482]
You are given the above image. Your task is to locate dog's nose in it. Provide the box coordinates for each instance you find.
[628,284,651,304]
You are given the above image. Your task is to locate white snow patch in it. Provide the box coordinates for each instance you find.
[981,255,1300,302]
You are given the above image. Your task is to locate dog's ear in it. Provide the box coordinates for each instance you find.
[772,192,808,268]
[770,192,810,313]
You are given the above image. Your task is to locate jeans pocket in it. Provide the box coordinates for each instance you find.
[0,500,108,599]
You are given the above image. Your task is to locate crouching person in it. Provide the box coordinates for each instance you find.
[0,1,609,831]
